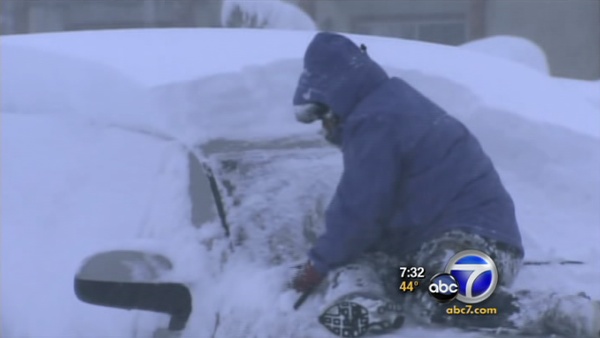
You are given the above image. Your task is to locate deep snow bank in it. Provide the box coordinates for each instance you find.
[1,44,166,133]
[1,29,313,86]
[2,29,598,139]
[555,77,600,111]
[461,35,550,74]
[459,35,599,111]
[151,59,311,144]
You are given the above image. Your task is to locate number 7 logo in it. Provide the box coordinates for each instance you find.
[444,250,498,304]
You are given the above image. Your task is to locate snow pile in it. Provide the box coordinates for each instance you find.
[0,29,313,86]
[150,59,312,144]
[2,29,597,139]
[555,77,600,111]
[459,35,599,114]
[461,35,550,74]
[221,0,317,30]
[1,44,164,133]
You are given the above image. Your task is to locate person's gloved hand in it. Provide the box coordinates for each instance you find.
[291,260,325,293]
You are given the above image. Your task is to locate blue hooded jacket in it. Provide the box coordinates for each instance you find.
[293,33,524,275]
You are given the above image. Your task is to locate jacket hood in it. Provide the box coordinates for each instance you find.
[293,32,389,120]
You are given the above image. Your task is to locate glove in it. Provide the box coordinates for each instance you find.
[291,260,325,293]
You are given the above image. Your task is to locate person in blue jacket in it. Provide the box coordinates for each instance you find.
[289,32,600,338]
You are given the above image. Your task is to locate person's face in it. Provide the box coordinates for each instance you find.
[294,103,341,146]
[294,102,328,123]
[318,111,341,146]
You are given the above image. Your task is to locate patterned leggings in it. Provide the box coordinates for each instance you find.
[321,230,552,333]
[377,230,522,328]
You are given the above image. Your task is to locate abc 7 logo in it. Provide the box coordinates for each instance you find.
[428,250,498,304]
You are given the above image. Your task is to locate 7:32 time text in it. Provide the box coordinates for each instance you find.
[399,266,426,279]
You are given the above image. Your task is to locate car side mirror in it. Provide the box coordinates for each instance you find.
[74,250,192,334]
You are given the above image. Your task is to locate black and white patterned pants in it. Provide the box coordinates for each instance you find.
[323,230,526,330]
[321,230,595,336]
[382,230,522,327]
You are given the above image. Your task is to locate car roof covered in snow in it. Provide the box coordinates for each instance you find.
[3,28,598,139]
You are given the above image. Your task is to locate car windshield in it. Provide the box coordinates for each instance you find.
[200,137,340,265]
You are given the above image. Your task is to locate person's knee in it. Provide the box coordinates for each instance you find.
[412,231,523,287]
[323,262,387,304]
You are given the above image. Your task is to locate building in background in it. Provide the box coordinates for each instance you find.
[2,0,598,80]
[298,0,480,45]
[1,0,222,33]
[295,0,600,80]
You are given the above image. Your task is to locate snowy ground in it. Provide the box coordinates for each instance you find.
[2,29,599,338]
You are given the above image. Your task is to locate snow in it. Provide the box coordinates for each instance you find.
[555,77,600,111]
[1,29,313,86]
[221,0,317,31]
[2,28,600,338]
[3,29,598,139]
[1,44,162,132]
[461,35,550,74]
[0,113,207,337]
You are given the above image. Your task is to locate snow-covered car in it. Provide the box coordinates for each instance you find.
[73,134,340,337]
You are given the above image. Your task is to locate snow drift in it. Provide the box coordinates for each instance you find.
[1,44,162,131]
[461,35,550,74]
[3,29,598,139]
[555,77,600,111]
[220,0,317,30]
[460,35,600,111]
